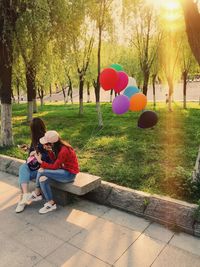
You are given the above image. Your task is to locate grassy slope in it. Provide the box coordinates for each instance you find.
[1,102,200,202]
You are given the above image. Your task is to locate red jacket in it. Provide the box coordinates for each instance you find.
[41,145,79,174]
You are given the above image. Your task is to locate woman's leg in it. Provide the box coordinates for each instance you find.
[36,169,75,214]
[16,163,38,213]
[18,163,38,193]
[37,168,75,201]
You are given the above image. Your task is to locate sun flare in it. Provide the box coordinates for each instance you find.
[147,0,181,11]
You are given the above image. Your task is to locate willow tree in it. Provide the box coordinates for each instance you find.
[91,0,113,127]
[123,0,162,96]
[182,0,200,65]
[0,1,26,146]
[15,0,51,121]
[180,33,197,109]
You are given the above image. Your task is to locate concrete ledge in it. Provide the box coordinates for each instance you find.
[0,154,200,237]
[84,181,200,237]
[0,154,101,202]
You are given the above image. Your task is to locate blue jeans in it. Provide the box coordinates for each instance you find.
[18,163,39,187]
[36,169,76,201]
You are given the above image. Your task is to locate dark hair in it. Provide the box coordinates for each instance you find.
[53,139,71,158]
[30,118,46,149]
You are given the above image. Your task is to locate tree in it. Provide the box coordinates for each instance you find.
[182,0,200,65]
[0,1,26,146]
[15,0,51,121]
[180,34,197,109]
[92,0,113,127]
[123,0,162,96]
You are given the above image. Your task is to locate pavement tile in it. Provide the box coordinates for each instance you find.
[0,186,20,210]
[47,242,110,267]
[34,259,56,267]
[144,222,174,243]
[13,225,64,257]
[15,200,48,224]
[57,207,99,229]
[114,234,165,267]
[0,232,42,267]
[0,208,30,236]
[69,217,141,265]
[101,208,150,232]
[0,171,11,179]
[69,199,110,217]
[0,172,19,187]
[169,232,200,257]
[152,245,200,267]
[0,180,19,194]
[36,209,86,241]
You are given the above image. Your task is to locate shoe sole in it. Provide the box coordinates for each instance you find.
[39,208,57,214]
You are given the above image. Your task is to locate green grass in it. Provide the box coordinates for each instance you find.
[1,101,200,203]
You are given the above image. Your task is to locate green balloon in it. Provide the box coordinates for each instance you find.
[110,63,123,71]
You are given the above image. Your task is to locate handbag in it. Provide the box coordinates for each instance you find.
[27,155,40,171]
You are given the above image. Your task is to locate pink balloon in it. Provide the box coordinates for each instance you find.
[114,71,129,93]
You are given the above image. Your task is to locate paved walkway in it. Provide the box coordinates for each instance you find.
[0,171,200,267]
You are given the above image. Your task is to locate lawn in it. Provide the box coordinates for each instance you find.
[1,102,200,203]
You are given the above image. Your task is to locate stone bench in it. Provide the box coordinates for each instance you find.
[49,172,101,205]
[0,154,101,205]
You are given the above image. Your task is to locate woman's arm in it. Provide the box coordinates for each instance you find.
[35,149,64,170]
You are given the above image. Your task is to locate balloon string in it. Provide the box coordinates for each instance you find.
[79,106,117,152]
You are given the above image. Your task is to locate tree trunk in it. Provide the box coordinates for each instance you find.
[27,101,33,122]
[79,76,84,115]
[26,64,36,119]
[96,101,103,128]
[110,89,114,102]
[1,104,13,146]
[182,1,200,65]
[0,34,13,146]
[16,78,20,104]
[87,81,90,103]
[94,20,103,128]
[168,79,174,112]
[37,86,44,107]
[49,84,52,102]
[33,98,37,113]
[40,98,44,107]
[152,74,156,107]
[67,75,73,103]
[142,70,150,96]
[62,86,66,104]
[183,70,187,109]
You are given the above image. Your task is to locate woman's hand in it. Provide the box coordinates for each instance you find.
[29,150,36,156]
[35,153,42,164]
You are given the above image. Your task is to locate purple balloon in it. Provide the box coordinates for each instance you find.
[114,71,129,93]
[112,95,130,115]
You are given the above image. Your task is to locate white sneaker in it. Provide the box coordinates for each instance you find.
[29,191,43,202]
[39,202,57,214]
[15,193,31,213]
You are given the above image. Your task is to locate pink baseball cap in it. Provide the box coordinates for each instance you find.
[40,130,60,144]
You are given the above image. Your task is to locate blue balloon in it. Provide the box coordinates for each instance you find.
[123,86,139,99]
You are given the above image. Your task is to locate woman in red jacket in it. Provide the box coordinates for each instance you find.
[35,130,79,214]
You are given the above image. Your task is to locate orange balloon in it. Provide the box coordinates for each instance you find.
[129,93,147,111]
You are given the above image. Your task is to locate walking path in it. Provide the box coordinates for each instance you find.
[0,171,200,267]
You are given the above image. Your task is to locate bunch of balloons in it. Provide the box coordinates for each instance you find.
[99,64,158,129]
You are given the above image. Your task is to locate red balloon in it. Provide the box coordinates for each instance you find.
[114,71,129,93]
[99,68,118,90]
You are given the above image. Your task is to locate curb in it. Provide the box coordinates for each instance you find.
[0,154,200,237]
